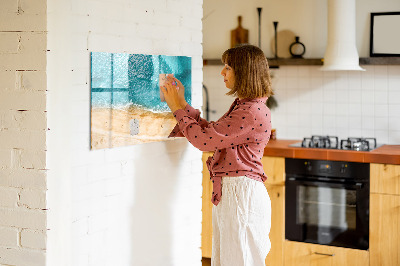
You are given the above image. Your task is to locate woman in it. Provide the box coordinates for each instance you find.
[162,44,273,266]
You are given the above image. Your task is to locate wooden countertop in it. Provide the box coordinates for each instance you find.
[263,139,400,165]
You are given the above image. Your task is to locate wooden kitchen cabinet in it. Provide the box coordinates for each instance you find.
[284,241,369,266]
[201,154,286,266]
[370,163,400,266]
[202,152,213,258]
[262,156,285,266]
[370,163,400,195]
[370,193,400,266]
[264,184,285,266]
[261,156,285,186]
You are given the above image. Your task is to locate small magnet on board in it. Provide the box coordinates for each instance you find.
[129,119,140,136]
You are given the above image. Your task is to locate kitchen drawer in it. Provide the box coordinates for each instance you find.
[284,241,369,266]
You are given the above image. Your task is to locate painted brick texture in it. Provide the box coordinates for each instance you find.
[0,0,47,265]
[2,0,203,265]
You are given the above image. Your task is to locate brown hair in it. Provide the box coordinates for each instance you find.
[221,44,273,99]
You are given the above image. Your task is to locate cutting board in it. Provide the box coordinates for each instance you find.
[231,16,249,48]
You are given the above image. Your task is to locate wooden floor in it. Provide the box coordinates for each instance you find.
[202,257,211,266]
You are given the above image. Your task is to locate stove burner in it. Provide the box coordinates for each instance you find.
[301,135,339,149]
[295,136,378,151]
[340,137,377,151]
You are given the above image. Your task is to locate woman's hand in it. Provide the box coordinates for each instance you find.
[161,76,185,113]
[170,76,187,108]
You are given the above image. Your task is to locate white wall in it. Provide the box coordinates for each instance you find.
[203,0,400,145]
[46,0,203,266]
[203,0,400,58]
[0,0,48,265]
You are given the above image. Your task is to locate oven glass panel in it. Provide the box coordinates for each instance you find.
[297,186,357,230]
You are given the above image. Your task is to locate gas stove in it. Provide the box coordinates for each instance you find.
[289,135,381,151]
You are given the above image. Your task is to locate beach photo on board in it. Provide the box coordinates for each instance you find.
[90,52,192,149]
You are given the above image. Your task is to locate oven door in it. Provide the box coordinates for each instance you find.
[285,177,369,250]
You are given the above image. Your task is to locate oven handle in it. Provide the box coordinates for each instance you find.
[286,177,364,189]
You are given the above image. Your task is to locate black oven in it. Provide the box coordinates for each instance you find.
[285,158,369,250]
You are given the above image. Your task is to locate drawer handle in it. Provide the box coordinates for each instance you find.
[314,252,335,257]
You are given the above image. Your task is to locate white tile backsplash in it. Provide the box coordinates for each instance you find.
[374,90,388,104]
[374,65,388,77]
[203,64,400,144]
[375,117,389,129]
[362,90,375,103]
[286,77,299,89]
[375,130,389,144]
[348,71,362,90]
[388,76,400,91]
[361,104,374,117]
[389,117,400,131]
[388,91,400,104]
[389,131,400,143]
[348,90,362,104]
[389,104,400,117]
[362,116,375,130]
[336,115,348,129]
[336,103,349,116]
[374,77,388,91]
[375,104,389,117]
[336,90,349,103]
[285,66,298,77]
[323,103,336,116]
[298,77,311,89]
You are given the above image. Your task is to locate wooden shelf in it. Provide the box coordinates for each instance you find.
[203,57,400,67]
[203,58,323,67]
[268,58,322,67]
[359,57,400,65]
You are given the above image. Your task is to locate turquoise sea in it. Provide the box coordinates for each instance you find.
[91,52,192,112]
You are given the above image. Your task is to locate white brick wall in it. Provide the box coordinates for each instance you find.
[21,229,47,250]
[0,0,48,265]
[0,247,46,266]
[0,187,19,208]
[47,1,203,266]
[0,227,19,247]
[2,0,203,265]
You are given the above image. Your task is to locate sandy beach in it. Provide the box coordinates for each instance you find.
[91,105,178,149]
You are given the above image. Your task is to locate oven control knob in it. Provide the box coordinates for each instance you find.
[304,162,312,171]
[340,164,347,174]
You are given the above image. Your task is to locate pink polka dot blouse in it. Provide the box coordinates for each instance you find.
[169,97,272,206]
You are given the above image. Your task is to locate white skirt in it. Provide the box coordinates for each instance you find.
[212,176,271,266]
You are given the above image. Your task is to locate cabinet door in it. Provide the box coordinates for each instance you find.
[202,152,213,258]
[261,156,285,185]
[264,185,284,266]
[284,241,369,266]
[370,163,400,195]
[370,193,400,266]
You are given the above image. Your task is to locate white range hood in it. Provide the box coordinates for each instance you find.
[320,0,365,71]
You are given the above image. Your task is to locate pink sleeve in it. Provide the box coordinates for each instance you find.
[172,107,256,152]
[168,104,210,138]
